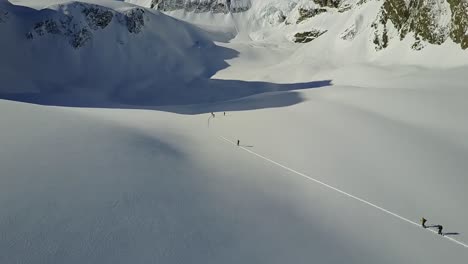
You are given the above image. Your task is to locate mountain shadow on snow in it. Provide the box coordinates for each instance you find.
[0,79,331,113]
[0,1,331,112]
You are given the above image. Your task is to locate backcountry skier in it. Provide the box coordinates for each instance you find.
[421,217,427,228]
[438,225,443,235]
[237,140,240,146]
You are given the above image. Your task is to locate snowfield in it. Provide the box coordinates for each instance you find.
[1,0,468,263]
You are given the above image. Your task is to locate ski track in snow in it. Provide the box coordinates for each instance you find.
[218,136,468,249]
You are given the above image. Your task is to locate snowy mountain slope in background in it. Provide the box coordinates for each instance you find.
[130,0,468,66]
[3,0,467,108]
[1,0,332,106]
[0,0,222,105]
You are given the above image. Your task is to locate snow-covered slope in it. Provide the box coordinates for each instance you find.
[1,0,468,263]
[0,0,250,106]
[0,0,196,103]
[2,0,466,107]
[1,0,333,106]
[1,65,468,263]
[132,0,468,67]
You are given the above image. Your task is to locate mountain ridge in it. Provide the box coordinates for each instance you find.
[136,0,468,50]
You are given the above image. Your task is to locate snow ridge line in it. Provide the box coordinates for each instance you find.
[218,136,468,249]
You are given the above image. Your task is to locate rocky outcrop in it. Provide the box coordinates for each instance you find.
[142,0,467,51]
[69,28,93,48]
[447,0,468,49]
[83,6,114,30]
[313,0,341,8]
[338,4,352,13]
[293,0,346,24]
[150,0,251,13]
[27,3,147,48]
[33,19,62,36]
[150,0,183,11]
[296,7,327,24]
[372,0,467,50]
[407,0,451,46]
[294,29,327,43]
[125,8,145,33]
[341,24,357,40]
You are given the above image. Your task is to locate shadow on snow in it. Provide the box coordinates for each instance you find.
[0,78,331,114]
[0,1,331,114]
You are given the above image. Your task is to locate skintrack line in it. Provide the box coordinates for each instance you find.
[218,136,468,249]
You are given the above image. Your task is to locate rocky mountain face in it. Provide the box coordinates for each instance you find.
[372,0,468,50]
[23,3,146,48]
[289,0,467,50]
[3,0,466,53]
[0,0,225,105]
[144,0,467,50]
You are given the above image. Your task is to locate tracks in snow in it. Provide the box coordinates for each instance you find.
[218,135,468,249]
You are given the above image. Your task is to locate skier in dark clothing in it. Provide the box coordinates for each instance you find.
[421,217,427,228]
[224,112,226,116]
[237,140,240,146]
[438,225,443,235]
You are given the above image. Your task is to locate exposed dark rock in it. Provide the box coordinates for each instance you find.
[151,0,185,11]
[26,3,147,48]
[279,14,287,23]
[411,38,425,50]
[69,28,92,48]
[371,21,389,50]
[338,4,352,13]
[151,0,251,13]
[341,25,357,40]
[297,7,327,24]
[82,6,114,30]
[447,0,468,49]
[124,8,145,33]
[372,0,463,50]
[407,0,448,45]
[34,19,61,35]
[313,0,341,8]
[357,0,369,6]
[294,29,327,43]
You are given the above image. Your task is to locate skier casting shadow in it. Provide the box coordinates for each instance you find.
[420,217,460,236]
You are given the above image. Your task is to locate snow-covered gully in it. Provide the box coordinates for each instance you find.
[218,136,468,249]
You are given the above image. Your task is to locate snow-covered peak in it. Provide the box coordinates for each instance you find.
[0,0,235,105]
[118,0,467,68]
